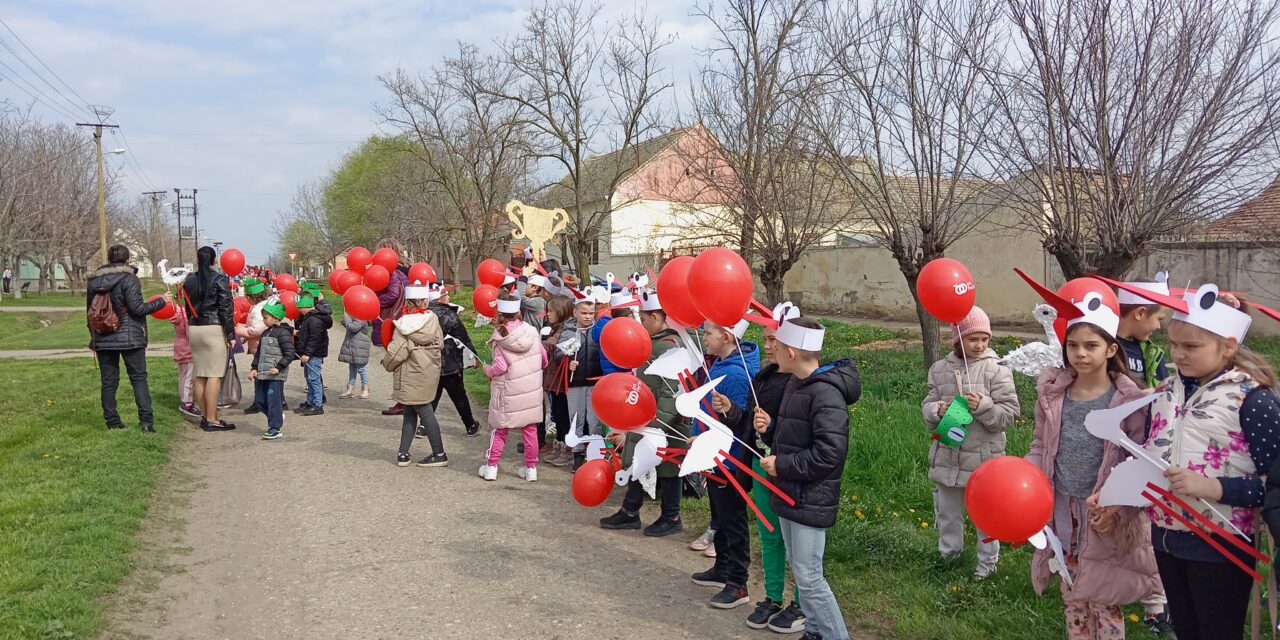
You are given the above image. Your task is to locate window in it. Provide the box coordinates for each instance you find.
[590,235,601,264]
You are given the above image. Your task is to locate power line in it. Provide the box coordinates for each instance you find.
[0,64,82,121]
[0,33,89,118]
[0,18,92,113]
[110,128,158,192]
[127,139,367,146]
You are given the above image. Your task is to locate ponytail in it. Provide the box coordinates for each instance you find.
[1233,347,1277,388]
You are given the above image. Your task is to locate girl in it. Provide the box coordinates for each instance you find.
[542,295,576,466]
[381,284,447,468]
[1028,319,1160,640]
[1144,297,1280,640]
[922,306,1020,580]
[171,301,197,418]
[481,292,547,482]
[338,312,371,399]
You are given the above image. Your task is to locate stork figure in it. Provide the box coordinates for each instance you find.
[999,303,1061,378]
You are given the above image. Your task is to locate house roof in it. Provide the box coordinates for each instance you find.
[540,127,694,209]
[1206,175,1280,239]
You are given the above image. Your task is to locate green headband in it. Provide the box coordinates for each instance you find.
[262,302,286,319]
[296,294,315,308]
[243,278,266,295]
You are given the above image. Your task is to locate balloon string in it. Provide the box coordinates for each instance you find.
[954,322,976,396]
[734,334,763,416]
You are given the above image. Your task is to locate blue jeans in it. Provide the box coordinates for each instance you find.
[347,363,368,385]
[304,357,324,406]
[779,517,849,640]
[255,379,284,431]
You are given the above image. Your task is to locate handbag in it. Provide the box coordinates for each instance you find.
[219,352,243,407]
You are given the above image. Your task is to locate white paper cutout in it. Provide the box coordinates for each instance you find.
[1084,394,1162,466]
[645,347,697,380]
[1043,526,1073,586]
[999,304,1062,377]
[628,432,668,482]
[1028,530,1047,550]
[1099,458,1170,507]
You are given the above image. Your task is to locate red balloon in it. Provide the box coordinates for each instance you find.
[600,317,652,369]
[965,456,1054,543]
[1054,278,1118,343]
[477,258,507,288]
[592,372,657,431]
[362,265,391,292]
[328,269,348,292]
[233,296,251,325]
[219,248,245,277]
[572,459,615,507]
[274,273,299,293]
[346,247,372,275]
[656,256,704,328]
[280,291,301,320]
[689,248,754,328]
[408,262,437,285]
[335,270,363,294]
[372,247,399,274]
[343,285,380,321]
[472,284,500,318]
[148,295,176,320]
[917,258,976,324]
[381,319,395,347]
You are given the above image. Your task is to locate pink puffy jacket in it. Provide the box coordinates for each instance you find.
[484,320,547,430]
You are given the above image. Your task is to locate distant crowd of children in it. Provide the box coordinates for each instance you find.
[171,246,1280,640]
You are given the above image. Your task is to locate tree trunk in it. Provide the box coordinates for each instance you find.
[906,273,942,371]
[760,259,789,307]
[570,237,593,283]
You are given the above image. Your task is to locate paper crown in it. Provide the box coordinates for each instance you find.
[638,288,662,312]
[609,291,637,308]
[777,318,825,351]
[405,280,431,300]
[496,297,521,314]
[296,293,315,308]
[242,277,266,295]
[1115,271,1170,306]
[773,301,801,326]
[262,300,286,319]
[1098,275,1253,342]
[528,274,551,289]
[301,281,321,295]
[1015,269,1119,338]
[731,319,750,340]
[502,275,516,286]
[588,285,610,305]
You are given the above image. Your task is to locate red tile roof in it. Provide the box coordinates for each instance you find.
[1208,176,1280,238]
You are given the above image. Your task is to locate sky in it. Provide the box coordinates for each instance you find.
[0,0,712,263]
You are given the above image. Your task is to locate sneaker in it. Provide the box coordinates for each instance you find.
[293,402,314,413]
[540,441,559,463]
[415,425,426,439]
[339,385,355,399]
[704,545,717,558]
[262,429,282,440]
[799,634,822,640]
[359,387,369,399]
[106,423,126,430]
[550,445,574,467]
[179,403,202,417]
[1144,612,1176,636]
[200,419,236,432]
[746,599,783,629]
[768,602,807,634]
[691,568,727,588]
[518,466,538,482]
[710,584,749,610]
[571,452,586,471]
[243,405,263,415]
[417,453,449,467]
[381,403,404,416]
[690,528,716,551]
[297,405,324,416]
[140,423,155,433]
[465,422,480,437]
[644,516,683,537]
[599,510,641,530]
[397,453,411,467]
[974,564,996,581]
[478,464,498,481]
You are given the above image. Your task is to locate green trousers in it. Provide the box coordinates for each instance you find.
[753,455,798,605]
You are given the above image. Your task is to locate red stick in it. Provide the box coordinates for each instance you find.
[1147,484,1269,563]
[716,458,774,533]
[720,449,796,507]
[1144,490,1262,582]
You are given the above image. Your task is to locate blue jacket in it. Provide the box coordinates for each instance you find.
[593,316,627,374]
[698,342,760,470]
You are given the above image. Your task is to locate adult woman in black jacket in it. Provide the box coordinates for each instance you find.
[87,244,170,431]
[182,246,236,431]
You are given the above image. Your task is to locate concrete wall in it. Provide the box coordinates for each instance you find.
[1130,242,1280,337]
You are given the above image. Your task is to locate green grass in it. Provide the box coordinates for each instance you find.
[0,312,175,351]
[0,357,181,639]
[0,281,169,307]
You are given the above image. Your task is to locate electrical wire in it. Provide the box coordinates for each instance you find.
[0,65,82,121]
[0,18,93,113]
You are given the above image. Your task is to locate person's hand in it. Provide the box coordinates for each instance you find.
[1220,292,1243,309]
[301,355,310,363]
[606,432,626,448]
[1164,466,1224,500]
[226,339,235,349]
[268,368,279,375]
[937,401,949,418]
[1086,493,1119,533]
[753,407,772,433]
[760,455,777,476]
[249,368,258,380]
[162,291,174,303]
[964,392,983,408]
[569,360,579,372]
[711,391,731,414]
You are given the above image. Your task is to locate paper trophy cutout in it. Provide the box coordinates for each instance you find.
[933,396,972,447]
[1099,458,1170,507]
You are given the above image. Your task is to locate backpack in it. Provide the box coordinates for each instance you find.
[88,290,120,335]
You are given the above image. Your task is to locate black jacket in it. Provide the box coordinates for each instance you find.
[294,301,333,357]
[568,323,602,387]
[86,264,166,351]
[765,359,860,529]
[182,272,234,340]
[429,301,476,376]
[724,363,794,450]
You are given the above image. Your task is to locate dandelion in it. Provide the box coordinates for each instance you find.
[892,512,900,517]
[921,522,929,528]
[908,508,916,513]
[1128,614,1140,623]
[855,510,865,520]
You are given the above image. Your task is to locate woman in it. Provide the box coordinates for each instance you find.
[375,238,411,416]
[87,244,171,432]
[183,246,236,431]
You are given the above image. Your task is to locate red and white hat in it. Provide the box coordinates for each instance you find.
[609,291,637,309]
[777,318,824,350]
[1016,269,1120,338]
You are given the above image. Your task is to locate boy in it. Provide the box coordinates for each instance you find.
[564,295,604,469]
[754,316,859,640]
[294,290,333,416]
[691,319,759,610]
[427,286,482,437]
[249,300,297,440]
[1116,273,1171,388]
[522,275,549,330]
[600,289,688,537]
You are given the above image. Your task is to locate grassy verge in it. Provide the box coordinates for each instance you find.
[0,357,181,639]
[0,281,169,308]
[0,312,175,351]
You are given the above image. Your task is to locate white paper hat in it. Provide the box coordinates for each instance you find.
[1117,271,1171,306]
[638,288,662,312]
[1015,269,1119,338]
[610,291,637,308]
[588,285,610,305]
[502,275,516,286]
[405,281,431,300]
[1174,285,1253,342]
[731,319,750,339]
[496,298,521,315]
[528,274,551,289]
[777,318,825,351]
[773,301,801,326]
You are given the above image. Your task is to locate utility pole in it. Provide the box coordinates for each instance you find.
[142,190,165,273]
[174,189,199,266]
[77,105,119,263]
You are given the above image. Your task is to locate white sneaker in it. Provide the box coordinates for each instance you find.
[518,466,538,482]
[478,465,498,481]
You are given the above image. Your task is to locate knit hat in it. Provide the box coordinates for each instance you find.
[951,306,991,345]
[296,293,316,309]
[262,300,286,319]
[242,277,266,296]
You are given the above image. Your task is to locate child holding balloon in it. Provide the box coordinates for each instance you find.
[480,293,548,481]
[921,306,1019,580]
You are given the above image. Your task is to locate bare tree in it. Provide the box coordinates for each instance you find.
[489,0,674,280]
[118,193,178,277]
[989,0,1280,279]
[812,0,1007,365]
[274,178,349,269]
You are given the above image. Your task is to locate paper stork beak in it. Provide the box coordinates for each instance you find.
[1014,268,1084,322]
[743,299,778,329]
[1090,275,1188,313]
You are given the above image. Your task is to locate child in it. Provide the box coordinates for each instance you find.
[522,275,549,330]
[922,306,1019,580]
[428,286,481,437]
[599,289,689,537]
[480,293,547,481]
[1115,274,1171,388]
[171,302,198,418]
[691,318,760,610]
[1025,304,1159,640]
[542,295,577,466]
[249,300,296,440]
[566,295,604,470]
[293,291,333,416]
[338,312,371,399]
[712,301,805,633]
[594,291,639,376]
[752,316,859,640]
[382,283,448,468]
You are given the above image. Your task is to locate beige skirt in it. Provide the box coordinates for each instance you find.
[189,325,229,378]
